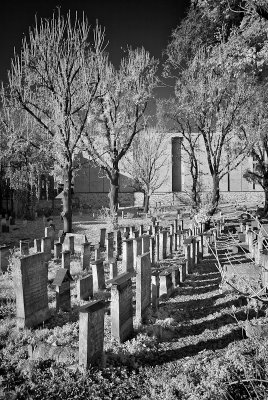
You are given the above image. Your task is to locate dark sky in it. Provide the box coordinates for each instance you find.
[0,0,190,108]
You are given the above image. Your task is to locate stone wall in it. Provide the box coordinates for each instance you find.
[74,192,134,209]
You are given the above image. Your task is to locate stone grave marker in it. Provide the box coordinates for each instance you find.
[110,272,134,342]
[81,242,91,270]
[151,272,160,310]
[53,268,73,312]
[115,230,122,259]
[92,259,106,293]
[106,232,114,260]
[13,252,50,328]
[41,237,52,262]
[159,270,173,298]
[45,226,55,249]
[149,236,155,265]
[107,258,117,279]
[77,274,93,300]
[65,233,88,252]
[20,240,30,256]
[122,238,134,272]
[54,242,62,259]
[62,250,71,271]
[0,245,11,273]
[99,228,106,248]
[34,238,41,253]
[133,237,142,269]
[159,230,167,260]
[79,300,106,369]
[136,253,151,322]
[142,235,150,254]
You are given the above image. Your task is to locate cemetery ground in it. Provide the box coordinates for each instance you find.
[1,210,268,399]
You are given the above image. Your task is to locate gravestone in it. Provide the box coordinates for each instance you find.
[108,258,117,279]
[142,235,150,254]
[122,238,134,272]
[92,260,106,293]
[65,235,75,255]
[45,226,55,249]
[34,238,41,253]
[139,225,144,236]
[94,244,100,261]
[0,245,11,273]
[129,226,136,239]
[133,237,142,269]
[115,230,122,259]
[81,242,91,270]
[149,236,155,265]
[151,272,160,310]
[136,253,151,322]
[20,240,30,256]
[41,237,52,262]
[110,272,134,342]
[54,242,62,259]
[99,228,106,248]
[77,274,93,300]
[178,261,187,282]
[169,266,180,287]
[53,268,73,312]
[62,250,71,271]
[13,252,49,328]
[79,300,106,369]
[155,234,160,262]
[159,270,173,298]
[106,232,114,260]
[159,231,167,260]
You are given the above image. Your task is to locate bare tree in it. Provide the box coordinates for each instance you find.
[1,11,105,232]
[83,47,158,221]
[123,127,169,213]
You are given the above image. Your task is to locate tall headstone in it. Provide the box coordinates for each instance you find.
[159,231,167,260]
[79,300,106,369]
[159,270,173,298]
[142,235,150,254]
[108,258,118,279]
[136,253,151,322]
[133,237,142,269]
[99,228,106,248]
[34,238,41,253]
[149,236,155,265]
[92,260,106,293]
[54,242,62,259]
[41,237,52,262]
[53,268,73,312]
[20,240,30,256]
[151,272,160,310]
[0,245,11,273]
[110,272,134,342]
[94,243,101,261]
[115,230,122,259]
[122,238,134,272]
[13,253,49,328]
[155,233,160,262]
[62,250,71,271]
[81,242,91,270]
[106,232,114,260]
[45,226,55,249]
[77,274,93,300]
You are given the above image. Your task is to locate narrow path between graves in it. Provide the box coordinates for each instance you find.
[138,232,258,366]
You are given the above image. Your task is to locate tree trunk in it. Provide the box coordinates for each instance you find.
[144,193,150,213]
[109,167,119,219]
[209,173,220,215]
[62,169,72,233]
[192,175,200,208]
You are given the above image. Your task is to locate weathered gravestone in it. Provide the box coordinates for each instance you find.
[92,259,106,293]
[133,237,142,269]
[64,233,88,253]
[151,272,160,310]
[122,238,134,272]
[159,230,168,260]
[81,242,91,270]
[13,252,49,328]
[106,232,114,260]
[110,272,134,342]
[159,270,173,298]
[99,228,106,248]
[41,237,52,262]
[0,245,11,273]
[94,243,101,261]
[54,242,62,259]
[142,235,150,254]
[77,274,93,301]
[79,300,106,369]
[45,226,55,249]
[53,268,73,312]
[62,250,71,271]
[136,252,151,322]
[64,235,75,255]
[106,258,117,279]
[34,238,41,253]
[20,240,30,256]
